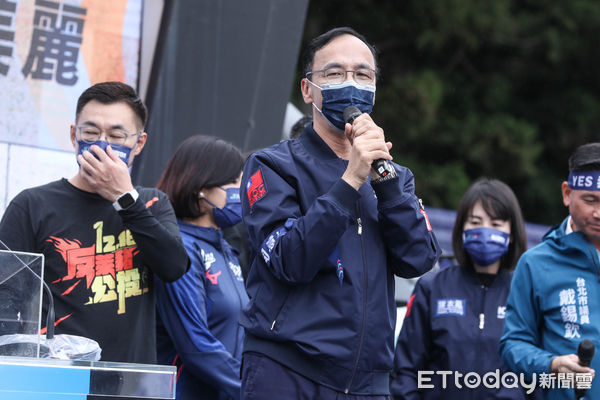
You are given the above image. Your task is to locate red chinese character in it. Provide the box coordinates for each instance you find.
[115,247,135,271]
[67,246,95,287]
[95,253,116,278]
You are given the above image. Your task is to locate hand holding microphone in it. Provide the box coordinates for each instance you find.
[344,106,393,179]
[550,339,595,399]
[341,106,393,190]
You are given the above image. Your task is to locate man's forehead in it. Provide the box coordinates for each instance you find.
[574,190,600,196]
[77,100,140,128]
[570,188,600,202]
[312,34,375,70]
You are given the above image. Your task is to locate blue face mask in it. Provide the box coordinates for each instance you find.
[310,80,375,131]
[463,227,510,267]
[204,187,242,228]
[77,140,134,165]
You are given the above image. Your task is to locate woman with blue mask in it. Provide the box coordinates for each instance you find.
[392,179,531,399]
[155,135,249,400]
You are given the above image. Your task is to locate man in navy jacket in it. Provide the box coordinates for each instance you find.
[239,27,440,399]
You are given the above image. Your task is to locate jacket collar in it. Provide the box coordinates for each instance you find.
[543,216,570,242]
[459,263,511,287]
[177,219,222,248]
[540,217,600,278]
[544,216,596,255]
[298,123,342,161]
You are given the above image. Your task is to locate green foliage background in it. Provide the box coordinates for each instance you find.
[293,1,600,225]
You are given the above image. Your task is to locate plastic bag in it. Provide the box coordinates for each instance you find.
[0,333,101,360]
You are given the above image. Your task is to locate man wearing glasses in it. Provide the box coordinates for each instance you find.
[0,82,189,364]
[239,27,440,399]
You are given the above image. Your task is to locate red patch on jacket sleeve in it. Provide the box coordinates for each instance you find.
[405,294,416,317]
[247,168,267,208]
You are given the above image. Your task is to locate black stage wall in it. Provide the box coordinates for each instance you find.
[133,0,309,187]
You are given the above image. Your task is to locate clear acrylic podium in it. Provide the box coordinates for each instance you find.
[0,248,177,399]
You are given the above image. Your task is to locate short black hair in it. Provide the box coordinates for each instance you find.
[452,178,527,271]
[289,114,312,139]
[301,27,378,77]
[569,143,600,172]
[76,81,147,130]
[157,135,244,219]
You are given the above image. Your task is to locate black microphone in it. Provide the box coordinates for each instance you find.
[343,106,391,178]
[575,339,595,399]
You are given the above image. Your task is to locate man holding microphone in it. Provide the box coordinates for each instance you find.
[239,27,440,399]
[500,143,600,399]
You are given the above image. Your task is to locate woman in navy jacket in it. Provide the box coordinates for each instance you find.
[155,135,249,400]
[392,178,530,399]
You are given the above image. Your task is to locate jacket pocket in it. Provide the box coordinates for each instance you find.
[268,288,293,334]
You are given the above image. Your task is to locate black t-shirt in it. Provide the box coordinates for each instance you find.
[0,179,188,363]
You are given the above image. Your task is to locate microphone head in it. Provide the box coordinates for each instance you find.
[578,339,595,362]
[343,106,362,124]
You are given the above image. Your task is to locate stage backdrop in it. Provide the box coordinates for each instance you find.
[0,0,141,216]
[131,0,309,188]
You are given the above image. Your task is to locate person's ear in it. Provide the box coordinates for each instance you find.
[561,181,572,207]
[301,78,314,105]
[70,125,77,149]
[132,132,147,156]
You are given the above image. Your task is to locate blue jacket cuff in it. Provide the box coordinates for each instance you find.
[371,176,404,205]
[329,179,361,214]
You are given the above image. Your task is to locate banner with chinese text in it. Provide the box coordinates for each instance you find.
[0,0,142,215]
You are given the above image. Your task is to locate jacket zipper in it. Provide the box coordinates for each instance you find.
[478,283,488,399]
[472,284,488,400]
[345,203,368,393]
[270,292,291,331]
[478,285,487,330]
[221,238,245,354]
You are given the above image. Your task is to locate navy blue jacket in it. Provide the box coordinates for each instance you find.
[239,125,440,395]
[156,221,249,400]
[393,265,528,399]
